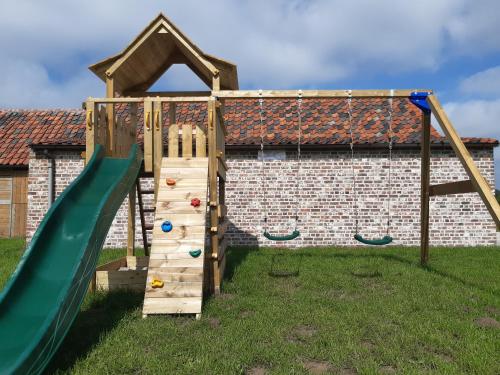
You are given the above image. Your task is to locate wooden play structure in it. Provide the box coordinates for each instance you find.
[84,14,500,317]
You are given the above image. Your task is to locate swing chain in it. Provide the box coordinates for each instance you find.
[386,89,394,234]
[295,90,303,230]
[346,90,359,234]
[258,90,268,232]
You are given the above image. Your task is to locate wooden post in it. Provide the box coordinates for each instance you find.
[207,98,219,294]
[105,77,115,156]
[420,111,431,265]
[153,99,163,198]
[144,99,153,172]
[127,185,136,256]
[85,100,98,163]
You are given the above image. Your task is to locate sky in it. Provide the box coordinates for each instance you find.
[1,0,499,186]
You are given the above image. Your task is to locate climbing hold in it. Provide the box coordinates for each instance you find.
[189,249,202,258]
[191,198,201,207]
[166,178,176,186]
[151,278,164,288]
[161,220,173,232]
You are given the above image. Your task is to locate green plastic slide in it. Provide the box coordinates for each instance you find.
[0,144,142,375]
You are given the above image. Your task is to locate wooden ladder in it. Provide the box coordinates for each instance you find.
[136,179,155,256]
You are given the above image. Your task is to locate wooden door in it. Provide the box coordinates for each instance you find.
[0,176,12,237]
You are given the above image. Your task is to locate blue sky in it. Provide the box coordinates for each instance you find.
[1,0,499,186]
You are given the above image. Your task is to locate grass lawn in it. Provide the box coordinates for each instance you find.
[0,239,499,374]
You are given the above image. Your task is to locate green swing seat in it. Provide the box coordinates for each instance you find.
[354,234,393,246]
[264,230,300,241]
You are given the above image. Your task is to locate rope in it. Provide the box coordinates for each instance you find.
[346,90,358,234]
[386,89,394,234]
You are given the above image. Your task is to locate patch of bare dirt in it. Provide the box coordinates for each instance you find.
[474,317,500,328]
[302,360,331,374]
[379,365,397,374]
[485,306,500,315]
[287,325,317,343]
[207,317,221,329]
[239,310,254,319]
[246,366,268,375]
[361,340,375,351]
[337,367,357,375]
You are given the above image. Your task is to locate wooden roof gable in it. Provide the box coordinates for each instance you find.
[89,13,238,94]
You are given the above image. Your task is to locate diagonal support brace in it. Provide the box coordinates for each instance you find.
[409,92,432,114]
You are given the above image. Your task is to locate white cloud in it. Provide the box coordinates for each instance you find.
[0,0,499,108]
[459,66,500,96]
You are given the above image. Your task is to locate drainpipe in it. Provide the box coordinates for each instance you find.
[43,149,55,207]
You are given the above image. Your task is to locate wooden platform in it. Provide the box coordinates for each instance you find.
[142,157,208,317]
[94,256,148,291]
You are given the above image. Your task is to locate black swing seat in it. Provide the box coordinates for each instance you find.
[354,234,393,246]
[263,230,300,241]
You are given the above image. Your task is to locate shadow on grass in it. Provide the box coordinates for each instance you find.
[298,249,500,297]
[46,289,143,374]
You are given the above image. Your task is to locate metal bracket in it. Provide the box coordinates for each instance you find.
[409,91,431,114]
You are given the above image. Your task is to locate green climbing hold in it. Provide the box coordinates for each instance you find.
[263,230,300,241]
[189,249,202,258]
[354,234,393,246]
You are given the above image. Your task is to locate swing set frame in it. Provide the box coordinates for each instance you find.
[213,89,500,265]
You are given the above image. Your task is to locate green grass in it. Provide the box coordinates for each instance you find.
[1,240,499,374]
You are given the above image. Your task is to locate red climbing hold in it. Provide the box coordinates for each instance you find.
[166,178,176,186]
[191,198,201,207]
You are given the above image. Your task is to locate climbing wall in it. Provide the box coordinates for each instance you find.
[142,157,209,316]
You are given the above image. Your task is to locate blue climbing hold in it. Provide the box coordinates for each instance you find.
[189,249,202,258]
[161,220,173,232]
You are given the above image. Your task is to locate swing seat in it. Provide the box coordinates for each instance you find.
[354,234,393,246]
[264,230,300,241]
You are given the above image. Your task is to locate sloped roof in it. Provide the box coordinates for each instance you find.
[89,13,238,93]
[0,98,497,167]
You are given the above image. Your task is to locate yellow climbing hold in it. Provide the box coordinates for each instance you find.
[151,278,164,288]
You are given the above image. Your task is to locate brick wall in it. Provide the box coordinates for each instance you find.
[26,147,497,248]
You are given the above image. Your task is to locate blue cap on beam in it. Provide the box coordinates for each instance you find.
[409,92,431,114]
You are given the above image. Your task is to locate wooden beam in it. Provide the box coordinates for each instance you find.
[212,89,432,99]
[420,111,431,265]
[90,96,211,103]
[429,180,476,197]
[427,95,500,228]
[85,100,98,163]
[105,77,115,156]
[168,103,178,158]
[127,186,136,256]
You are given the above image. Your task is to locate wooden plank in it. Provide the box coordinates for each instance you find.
[427,95,500,227]
[168,123,179,158]
[143,99,153,172]
[212,89,432,99]
[218,204,227,219]
[0,205,11,237]
[152,224,206,240]
[217,159,226,181]
[420,112,431,265]
[146,269,204,282]
[158,178,208,188]
[91,97,211,104]
[195,124,207,157]
[149,251,205,260]
[142,297,202,314]
[148,258,203,268]
[157,188,209,202]
[144,282,203,298]
[160,167,207,179]
[95,257,127,272]
[162,158,209,168]
[182,124,193,157]
[153,213,205,226]
[126,256,149,269]
[155,201,206,215]
[429,180,476,196]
